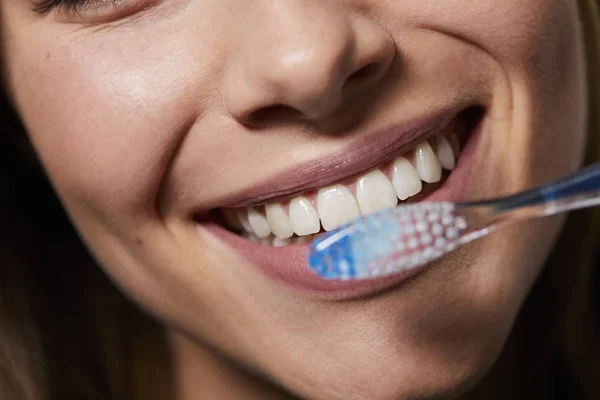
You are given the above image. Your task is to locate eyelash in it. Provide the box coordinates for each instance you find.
[34,0,127,15]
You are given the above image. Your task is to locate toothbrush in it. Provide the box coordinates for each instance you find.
[308,162,600,280]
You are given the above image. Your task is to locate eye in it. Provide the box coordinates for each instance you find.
[33,0,152,22]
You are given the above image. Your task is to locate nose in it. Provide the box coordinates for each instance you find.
[222,2,395,125]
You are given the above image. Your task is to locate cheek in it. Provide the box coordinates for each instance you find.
[6,17,225,222]
[21,45,193,216]
[398,0,571,57]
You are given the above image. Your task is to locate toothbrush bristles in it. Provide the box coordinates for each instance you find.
[308,202,470,280]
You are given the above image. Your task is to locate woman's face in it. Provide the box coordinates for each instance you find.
[1,0,588,398]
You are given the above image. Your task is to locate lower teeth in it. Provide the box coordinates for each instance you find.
[243,232,318,247]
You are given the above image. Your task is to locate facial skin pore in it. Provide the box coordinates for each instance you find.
[1,1,587,399]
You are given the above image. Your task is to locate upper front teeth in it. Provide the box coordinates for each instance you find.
[391,156,422,200]
[317,185,361,231]
[356,169,398,215]
[230,134,459,239]
[289,196,320,236]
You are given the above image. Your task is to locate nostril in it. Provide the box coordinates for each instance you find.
[346,62,379,85]
[246,104,304,127]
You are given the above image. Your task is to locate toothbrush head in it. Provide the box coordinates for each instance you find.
[308,202,471,280]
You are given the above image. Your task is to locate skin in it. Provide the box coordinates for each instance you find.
[0,0,588,399]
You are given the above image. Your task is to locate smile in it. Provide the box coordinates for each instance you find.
[199,105,485,297]
[217,107,481,243]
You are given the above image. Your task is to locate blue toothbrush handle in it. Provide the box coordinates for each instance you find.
[473,162,600,213]
[539,162,600,200]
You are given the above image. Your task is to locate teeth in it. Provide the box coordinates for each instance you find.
[317,184,361,231]
[228,133,462,243]
[237,209,254,233]
[391,156,423,200]
[436,136,455,170]
[414,141,442,183]
[272,237,291,247]
[247,208,271,238]
[265,203,294,239]
[356,170,398,215]
[293,235,314,244]
[289,196,321,236]
[243,232,261,243]
[448,132,460,157]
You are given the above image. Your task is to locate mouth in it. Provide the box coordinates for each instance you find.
[197,105,485,299]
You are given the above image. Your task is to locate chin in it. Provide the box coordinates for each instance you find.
[284,331,506,400]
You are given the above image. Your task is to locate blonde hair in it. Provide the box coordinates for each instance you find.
[0,1,599,399]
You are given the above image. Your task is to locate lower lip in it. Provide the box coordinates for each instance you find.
[201,117,484,300]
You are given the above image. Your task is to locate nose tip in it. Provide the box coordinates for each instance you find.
[222,14,394,126]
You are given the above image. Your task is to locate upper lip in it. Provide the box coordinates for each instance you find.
[216,106,469,209]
